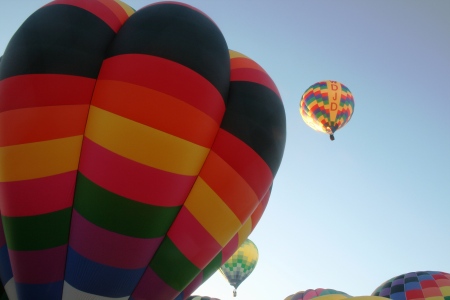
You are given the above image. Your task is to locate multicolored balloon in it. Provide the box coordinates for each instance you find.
[0,1,286,299]
[284,288,351,300]
[219,239,259,297]
[372,271,450,300]
[299,80,354,140]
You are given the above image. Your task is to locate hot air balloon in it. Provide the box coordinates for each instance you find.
[219,239,259,297]
[299,80,354,141]
[284,288,351,300]
[0,1,286,299]
[372,271,450,300]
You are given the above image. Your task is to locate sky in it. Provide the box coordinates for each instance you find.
[1,1,450,300]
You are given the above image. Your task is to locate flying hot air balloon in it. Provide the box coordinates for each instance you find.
[0,1,286,299]
[220,239,259,297]
[299,80,354,141]
[284,288,351,300]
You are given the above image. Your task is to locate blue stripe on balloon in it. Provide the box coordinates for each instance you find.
[15,281,63,300]
[405,281,421,291]
[64,246,146,297]
[0,245,12,285]
[390,292,407,300]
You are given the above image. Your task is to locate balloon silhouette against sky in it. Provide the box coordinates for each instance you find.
[0,0,286,299]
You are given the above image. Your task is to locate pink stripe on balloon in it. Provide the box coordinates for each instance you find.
[8,245,67,284]
[78,137,196,207]
[69,210,163,269]
[131,267,179,299]
[0,171,77,217]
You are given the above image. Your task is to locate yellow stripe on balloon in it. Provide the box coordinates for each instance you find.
[237,218,253,246]
[327,81,342,123]
[0,136,82,182]
[440,287,450,296]
[229,49,248,59]
[84,106,209,176]
[114,0,135,16]
[184,177,241,247]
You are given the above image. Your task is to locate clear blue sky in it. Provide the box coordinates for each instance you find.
[1,1,449,299]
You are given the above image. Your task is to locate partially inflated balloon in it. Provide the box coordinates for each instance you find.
[299,80,354,140]
[0,1,286,299]
[284,288,351,300]
[220,239,259,297]
[372,271,450,300]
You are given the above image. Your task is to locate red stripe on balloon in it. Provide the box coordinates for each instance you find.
[98,54,225,123]
[0,171,76,217]
[46,0,125,33]
[230,68,280,98]
[131,267,179,299]
[78,137,195,207]
[167,207,221,269]
[200,150,258,223]
[68,210,162,269]
[0,74,96,113]
[212,129,273,201]
[0,105,89,147]
[8,245,67,284]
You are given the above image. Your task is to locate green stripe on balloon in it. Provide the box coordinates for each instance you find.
[2,208,71,251]
[150,238,200,291]
[73,172,181,238]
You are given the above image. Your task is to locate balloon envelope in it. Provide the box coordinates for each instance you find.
[299,80,354,140]
[284,288,351,300]
[372,271,450,300]
[220,239,259,294]
[0,1,286,299]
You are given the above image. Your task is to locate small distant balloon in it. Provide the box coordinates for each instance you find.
[284,288,351,300]
[299,80,354,141]
[219,239,259,297]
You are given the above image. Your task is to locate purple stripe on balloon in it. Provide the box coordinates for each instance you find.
[393,278,405,285]
[131,267,179,299]
[0,221,5,247]
[69,210,163,269]
[8,245,67,284]
[79,137,196,207]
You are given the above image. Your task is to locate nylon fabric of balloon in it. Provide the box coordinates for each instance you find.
[284,288,352,300]
[372,271,450,300]
[299,80,354,140]
[219,239,259,296]
[186,296,221,300]
[0,1,286,300]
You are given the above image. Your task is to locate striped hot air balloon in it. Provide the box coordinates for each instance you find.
[0,1,286,299]
[299,80,354,141]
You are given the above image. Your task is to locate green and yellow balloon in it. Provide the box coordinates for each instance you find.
[220,239,259,297]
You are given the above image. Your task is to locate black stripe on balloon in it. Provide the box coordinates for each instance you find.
[105,3,230,103]
[220,81,286,176]
[0,5,115,80]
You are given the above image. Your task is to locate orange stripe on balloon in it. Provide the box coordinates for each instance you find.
[199,150,258,223]
[212,129,273,201]
[92,80,219,148]
[97,0,133,24]
[230,57,266,73]
[0,105,89,147]
[98,54,225,123]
